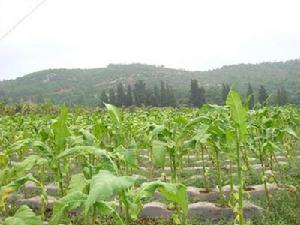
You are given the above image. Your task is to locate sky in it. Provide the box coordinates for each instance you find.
[0,0,300,80]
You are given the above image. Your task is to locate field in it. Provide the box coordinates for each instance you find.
[0,90,299,225]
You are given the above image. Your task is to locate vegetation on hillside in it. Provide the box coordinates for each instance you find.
[0,60,300,106]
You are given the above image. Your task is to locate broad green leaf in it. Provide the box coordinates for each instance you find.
[3,205,41,225]
[104,103,121,124]
[0,155,47,185]
[226,89,248,141]
[193,124,210,144]
[52,106,70,152]
[85,170,136,214]
[67,173,88,194]
[152,140,166,167]
[124,140,138,168]
[136,181,188,217]
[50,191,87,225]
[283,128,298,139]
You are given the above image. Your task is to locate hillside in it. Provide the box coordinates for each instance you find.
[0,60,300,106]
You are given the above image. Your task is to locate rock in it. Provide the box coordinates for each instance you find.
[19,196,56,210]
[23,181,40,197]
[248,157,260,164]
[251,164,264,171]
[243,202,263,219]
[188,202,232,221]
[188,202,262,221]
[46,183,59,196]
[187,187,219,203]
[183,167,206,173]
[140,202,172,219]
[7,193,24,205]
[223,185,238,197]
[248,183,278,198]
[187,160,213,167]
[275,156,287,162]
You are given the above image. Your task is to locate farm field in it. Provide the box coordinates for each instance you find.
[0,90,299,225]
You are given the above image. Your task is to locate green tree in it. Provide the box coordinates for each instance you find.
[166,85,177,107]
[153,85,160,107]
[197,86,206,107]
[221,83,230,105]
[100,90,108,107]
[125,84,133,106]
[276,87,288,106]
[133,80,147,106]
[190,80,198,107]
[108,88,116,105]
[190,80,205,107]
[246,83,254,109]
[116,83,126,107]
[160,81,166,107]
[258,85,268,105]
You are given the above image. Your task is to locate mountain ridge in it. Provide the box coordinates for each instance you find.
[0,60,300,106]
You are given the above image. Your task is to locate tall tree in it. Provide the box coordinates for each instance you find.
[145,89,156,106]
[190,80,205,107]
[100,90,108,107]
[166,85,177,107]
[246,83,255,109]
[153,85,160,107]
[190,80,199,107]
[221,83,230,105]
[133,80,147,106]
[116,83,126,107]
[108,88,116,105]
[125,84,133,106]
[276,87,288,106]
[258,85,268,105]
[197,86,206,107]
[160,81,166,107]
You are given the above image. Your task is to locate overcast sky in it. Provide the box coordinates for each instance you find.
[0,0,300,80]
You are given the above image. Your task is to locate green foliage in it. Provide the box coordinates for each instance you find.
[85,170,136,214]
[3,205,42,225]
[2,60,299,106]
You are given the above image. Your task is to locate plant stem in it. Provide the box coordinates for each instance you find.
[201,145,208,191]
[215,150,224,204]
[236,132,244,225]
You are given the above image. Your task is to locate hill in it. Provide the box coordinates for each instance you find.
[0,60,300,106]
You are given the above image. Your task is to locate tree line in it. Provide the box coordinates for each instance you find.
[100,80,290,108]
[100,81,176,107]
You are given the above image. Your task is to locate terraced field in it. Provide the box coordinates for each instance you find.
[0,90,299,225]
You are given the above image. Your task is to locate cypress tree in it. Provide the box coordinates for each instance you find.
[116,83,126,107]
[166,85,177,107]
[160,81,166,107]
[247,83,255,109]
[190,80,205,107]
[154,85,160,107]
[190,80,198,107]
[100,90,108,107]
[276,87,288,106]
[126,84,133,106]
[108,88,116,105]
[197,86,206,107]
[258,85,268,105]
[133,80,147,106]
[221,83,230,105]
